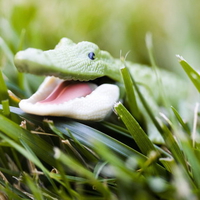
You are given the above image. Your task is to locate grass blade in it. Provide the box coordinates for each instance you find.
[177,55,200,92]
[145,33,168,108]
[120,65,141,120]
[171,106,191,135]
[1,99,10,117]
[123,63,164,134]
[161,125,188,170]
[0,70,9,102]
[180,138,200,188]
[114,102,156,156]
[0,37,18,84]
[159,157,175,173]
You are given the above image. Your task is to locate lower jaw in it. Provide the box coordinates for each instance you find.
[19,76,120,121]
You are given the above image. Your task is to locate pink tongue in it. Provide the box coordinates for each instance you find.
[38,81,96,104]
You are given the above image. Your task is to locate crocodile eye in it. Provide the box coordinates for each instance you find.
[88,52,95,60]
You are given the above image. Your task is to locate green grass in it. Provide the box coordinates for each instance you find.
[0,34,200,199]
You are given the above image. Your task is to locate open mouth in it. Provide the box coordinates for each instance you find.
[37,80,97,104]
[19,76,120,121]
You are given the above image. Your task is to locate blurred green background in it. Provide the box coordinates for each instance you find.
[0,0,200,72]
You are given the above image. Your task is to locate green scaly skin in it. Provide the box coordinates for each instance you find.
[14,37,188,124]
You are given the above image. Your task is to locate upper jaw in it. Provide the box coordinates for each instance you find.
[14,48,53,73]
[19,76,120,121]
[14,48,105,81]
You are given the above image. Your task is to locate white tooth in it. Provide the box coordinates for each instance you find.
[19,83,119,121]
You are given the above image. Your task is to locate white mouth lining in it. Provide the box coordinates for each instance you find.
[19,76,120,121]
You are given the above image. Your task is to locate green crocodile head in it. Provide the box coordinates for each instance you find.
[14,38,120,121]
[14,38,121,82]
